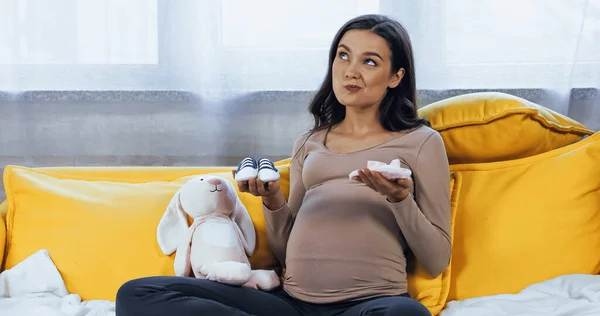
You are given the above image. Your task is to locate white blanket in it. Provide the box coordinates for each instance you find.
[0,249,115,316]
[3,250,599,316]
[441,274,600,316]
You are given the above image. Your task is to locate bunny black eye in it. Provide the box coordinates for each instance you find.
[200,178,204,181]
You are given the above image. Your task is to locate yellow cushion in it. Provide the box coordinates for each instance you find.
[447,131,600,302]
[2,165,284,301]
[408,172,461,316]
[0,201,6,269]
[418,92,594,164]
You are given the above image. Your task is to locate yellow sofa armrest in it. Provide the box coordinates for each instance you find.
[0,200,7,271]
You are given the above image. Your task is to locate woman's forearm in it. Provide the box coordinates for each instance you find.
[262,190,294,268]
[262,190,286,211]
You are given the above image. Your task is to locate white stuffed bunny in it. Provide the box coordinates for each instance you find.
[156,174,280,290]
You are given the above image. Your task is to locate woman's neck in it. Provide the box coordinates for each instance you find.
[335,106,384,135]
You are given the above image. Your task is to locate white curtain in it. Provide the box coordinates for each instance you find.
[0,0,598,114]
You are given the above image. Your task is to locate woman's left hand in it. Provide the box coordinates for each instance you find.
[353,168,413,203]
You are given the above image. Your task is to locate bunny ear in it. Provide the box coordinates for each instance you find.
[157,190,189,255]
[231,194,256,257]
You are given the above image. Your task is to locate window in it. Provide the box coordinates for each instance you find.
[437,0,600,89]
[221,0,379,49]
[213,0,381,92]
[0,0,597,92]
[0,0,158,65]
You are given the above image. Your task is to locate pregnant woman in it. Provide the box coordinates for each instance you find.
[115,13,451,316]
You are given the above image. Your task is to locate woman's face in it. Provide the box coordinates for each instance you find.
[332,29,404,110]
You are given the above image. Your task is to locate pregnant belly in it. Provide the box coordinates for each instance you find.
[283,187,407,300]
[284,232,407,301]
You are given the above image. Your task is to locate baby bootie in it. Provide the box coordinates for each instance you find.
[234,157,258,182]
[257,157,280,182]
[349,159,412,181]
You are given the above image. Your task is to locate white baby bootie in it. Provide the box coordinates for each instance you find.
[257,157,280,182]
[234,157,258,182]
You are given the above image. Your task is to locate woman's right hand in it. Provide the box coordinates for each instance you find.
[231,170,285,210]
[231,170,280,196]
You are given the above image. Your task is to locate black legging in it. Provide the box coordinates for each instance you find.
[115,276,431,316]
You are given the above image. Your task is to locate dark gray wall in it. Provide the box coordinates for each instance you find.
[1,88,598,201]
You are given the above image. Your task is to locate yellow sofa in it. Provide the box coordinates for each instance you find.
[1,92,599,315]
